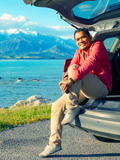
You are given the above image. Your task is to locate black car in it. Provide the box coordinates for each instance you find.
[23,0,120,141]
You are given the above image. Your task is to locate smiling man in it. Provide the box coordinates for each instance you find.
[39,28,112,158]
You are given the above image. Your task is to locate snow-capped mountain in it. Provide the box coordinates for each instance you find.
[0,29,77,59]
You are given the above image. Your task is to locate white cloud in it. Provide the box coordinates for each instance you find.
[0,14,27,30]
[0,13,75,39]
[60,35,74,39]
[48,26,73,31]
[0,13,26,22]
[49,25,73,31]
[24,21,38,27]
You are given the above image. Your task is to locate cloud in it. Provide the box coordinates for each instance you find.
[60,35,74,39]
[49,25,73,31]
[0,13,26,22]
[0,13,27,29]
[0,13,75,39]
[24,21,38,27]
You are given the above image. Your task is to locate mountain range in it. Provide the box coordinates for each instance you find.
[0,30,77,59]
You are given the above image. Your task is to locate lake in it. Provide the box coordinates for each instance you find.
[0,59,65,108]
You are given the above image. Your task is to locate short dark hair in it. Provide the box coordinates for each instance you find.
[74,28,90,39]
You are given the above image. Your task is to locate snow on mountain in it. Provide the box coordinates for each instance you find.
[0,29,37,36]
[0,29,77,59]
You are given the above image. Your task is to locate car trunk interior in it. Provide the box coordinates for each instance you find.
[91,29,120,96]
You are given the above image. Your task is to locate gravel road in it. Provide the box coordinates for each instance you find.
[0,120,120,160]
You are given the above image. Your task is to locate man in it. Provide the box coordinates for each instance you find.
[39,28,112,157]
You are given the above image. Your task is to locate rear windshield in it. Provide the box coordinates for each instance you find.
[73,0,120,19]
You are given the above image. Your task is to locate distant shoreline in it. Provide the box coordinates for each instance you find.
[0,58,66,60]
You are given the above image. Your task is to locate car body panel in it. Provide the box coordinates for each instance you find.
[70,99,120,140]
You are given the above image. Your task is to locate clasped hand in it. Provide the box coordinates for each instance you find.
[59,79,73,93]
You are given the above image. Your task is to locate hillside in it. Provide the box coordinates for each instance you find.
[0,31,77,59]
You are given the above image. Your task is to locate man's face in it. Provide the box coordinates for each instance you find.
[74,31,92,52]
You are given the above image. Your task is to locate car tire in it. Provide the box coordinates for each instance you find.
[93,135,110,142]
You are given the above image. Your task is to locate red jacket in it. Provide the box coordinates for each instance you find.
[64,39,112,91]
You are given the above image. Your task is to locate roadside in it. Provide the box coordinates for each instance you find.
[0,120,120,160]
[0,103,51,131]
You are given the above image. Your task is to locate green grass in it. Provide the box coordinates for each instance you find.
[0,104,51,131]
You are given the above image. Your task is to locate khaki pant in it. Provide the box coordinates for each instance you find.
[49,65,109,146]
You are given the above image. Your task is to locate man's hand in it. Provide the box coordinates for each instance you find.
[59,79,73,92]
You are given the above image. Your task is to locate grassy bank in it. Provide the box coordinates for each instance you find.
[0,104,51,131]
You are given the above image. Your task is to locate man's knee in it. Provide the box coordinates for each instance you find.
[68,64,79,71]
[68,64,79,79]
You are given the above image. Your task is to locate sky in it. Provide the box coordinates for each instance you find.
[0,0,119,39]
[0,0,75,39]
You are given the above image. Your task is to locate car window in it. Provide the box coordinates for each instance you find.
[73,0,120,19]
[103,38,116,60]
[103,38,116,51]
[103,37,120,61]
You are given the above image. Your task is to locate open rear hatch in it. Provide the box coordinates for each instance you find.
[23,0,120,32]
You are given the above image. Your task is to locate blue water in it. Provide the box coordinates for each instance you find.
[0,59,64,108]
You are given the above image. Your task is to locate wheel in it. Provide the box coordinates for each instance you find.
[93,135,110,142]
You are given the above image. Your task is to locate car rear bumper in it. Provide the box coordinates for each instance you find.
[70,99,120,140]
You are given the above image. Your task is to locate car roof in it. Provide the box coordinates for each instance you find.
[23,0,120,32]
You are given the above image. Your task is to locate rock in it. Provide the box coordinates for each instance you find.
[16,78,24,83]
[10,100,28,108]
[17,78,24,80]
[32,79,40,81]
[26,95,42,103]
[33,100,41,106]
[10,95,51,108]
